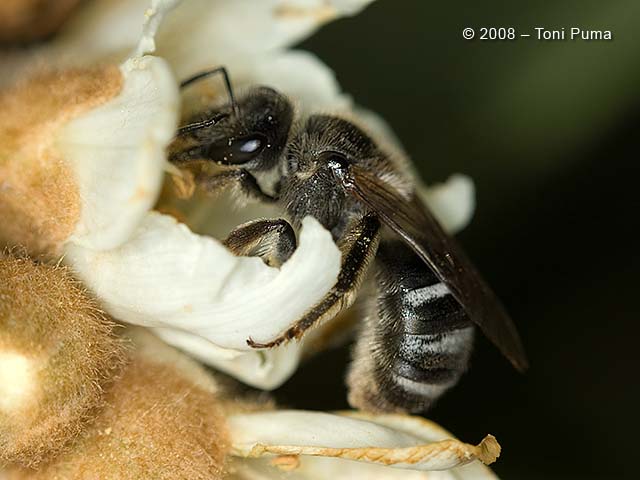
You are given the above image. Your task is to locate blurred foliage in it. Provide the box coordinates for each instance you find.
[279,2,640,479]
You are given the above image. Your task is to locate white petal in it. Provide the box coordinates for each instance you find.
[231,456,495,480]
[228,411,500,477]
[0,1,151,88]
[60,56,179,250]
[151,327,303,389]
[154,0,375,78]
[51,0,150,65]
[227,50,351,115]
[125,326,220,394]
[35,0,373,75]
[65,212,341,351]
[421,174,476,234]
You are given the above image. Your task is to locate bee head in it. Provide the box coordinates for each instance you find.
[170,86,293,171]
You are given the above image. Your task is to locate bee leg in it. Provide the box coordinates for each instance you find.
[197,169,276,203]
[247,212,381,348]
[223,218,296,268]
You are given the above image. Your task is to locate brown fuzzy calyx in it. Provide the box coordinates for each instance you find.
[0,0,83,44]
[8,329,231,479]
[0,253,126,468]
[0,65,123,257]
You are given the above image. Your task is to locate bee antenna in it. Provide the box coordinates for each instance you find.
[176,112,229,136]
[180,66,240,117]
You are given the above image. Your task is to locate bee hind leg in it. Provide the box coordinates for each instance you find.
[247,212,381,348]
[223,218,296,268]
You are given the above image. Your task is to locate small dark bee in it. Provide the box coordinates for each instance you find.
[169,67,528,413]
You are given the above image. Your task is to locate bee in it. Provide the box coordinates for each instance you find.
[169,67,528,413]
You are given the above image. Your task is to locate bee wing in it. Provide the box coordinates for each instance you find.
[345,165,528,372]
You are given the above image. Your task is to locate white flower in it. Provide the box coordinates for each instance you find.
[1,0,475,390]
[57,0,358,389]
[0,2,502,478]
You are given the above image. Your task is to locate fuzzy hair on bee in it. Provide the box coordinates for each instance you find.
[168,67,528,413]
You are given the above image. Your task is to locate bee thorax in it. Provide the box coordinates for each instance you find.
[279,169,348,231]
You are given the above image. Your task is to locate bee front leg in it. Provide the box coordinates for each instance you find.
[223,218,296,268]
[247,212,381,348]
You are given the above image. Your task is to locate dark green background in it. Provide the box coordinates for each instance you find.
[278,2,639,479]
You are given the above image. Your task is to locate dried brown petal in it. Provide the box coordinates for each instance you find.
[6,329,230,479]
[0,253,125,467]
[0,0,83,44]
[229,411,500,472]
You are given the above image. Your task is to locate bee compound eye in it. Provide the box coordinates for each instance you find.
[237,135,263,154]
[322,151,349,172]
[222,132,268,165]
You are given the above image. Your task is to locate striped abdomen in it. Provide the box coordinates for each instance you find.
[348,239,474,413]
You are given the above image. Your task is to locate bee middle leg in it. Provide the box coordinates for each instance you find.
[247,212,381,348]
[223,218,297,268]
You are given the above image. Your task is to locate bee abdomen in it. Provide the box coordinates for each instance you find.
[347,239,474,413]
[384,282,474,410]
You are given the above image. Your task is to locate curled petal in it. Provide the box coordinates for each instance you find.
[65,213,341,351]
[62,56,179,250]
[151,327,303,389]
[228,411,499,478]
